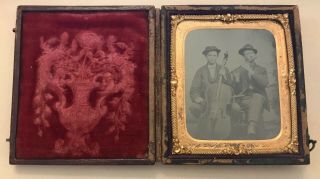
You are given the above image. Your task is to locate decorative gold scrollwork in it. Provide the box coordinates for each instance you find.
[289,68,297,96]
[170,76,178,89]
[170,13,299,155]
[221,144,255,155]
[216,14,243,23]
[283,136,299,153]
[172,138,192,154]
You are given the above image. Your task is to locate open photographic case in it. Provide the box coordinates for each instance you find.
[9,5,315,165]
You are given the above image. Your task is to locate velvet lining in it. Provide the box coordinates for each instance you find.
[16,11,150,159]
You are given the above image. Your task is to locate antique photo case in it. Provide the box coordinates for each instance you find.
[161,5,311,164]
[10,6,156,165]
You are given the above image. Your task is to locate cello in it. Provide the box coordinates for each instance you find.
[200,51,233,139]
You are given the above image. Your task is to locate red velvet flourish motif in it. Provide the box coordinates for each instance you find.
[16,11,149,159]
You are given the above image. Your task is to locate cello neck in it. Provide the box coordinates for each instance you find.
[222,51,228,66]
[216,51,229,99]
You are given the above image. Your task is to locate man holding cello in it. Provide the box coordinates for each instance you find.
[189,46,233,139]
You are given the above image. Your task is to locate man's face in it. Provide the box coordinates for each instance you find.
[243,50,257,63]
[206,51,219,65]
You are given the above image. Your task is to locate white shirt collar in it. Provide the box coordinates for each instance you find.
[207,63,216,69]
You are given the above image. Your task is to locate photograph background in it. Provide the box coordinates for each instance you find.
[185,29,281,139]
[0,0,319,179]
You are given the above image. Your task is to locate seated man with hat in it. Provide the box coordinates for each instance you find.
[230,44,269,138]
[189,46,233,139]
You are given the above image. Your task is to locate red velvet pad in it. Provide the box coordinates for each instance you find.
[16,11,149,159]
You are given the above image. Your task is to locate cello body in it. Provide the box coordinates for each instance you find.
[198,51,233,140]
[199,82,233,139]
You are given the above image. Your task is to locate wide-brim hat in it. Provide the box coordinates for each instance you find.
[239,44,257,56]
[202,46,221,56]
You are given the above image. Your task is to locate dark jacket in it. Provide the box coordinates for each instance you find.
[231,63,269,110]
[190,63,232,103]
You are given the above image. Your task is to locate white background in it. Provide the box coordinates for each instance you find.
[0,0,319,179]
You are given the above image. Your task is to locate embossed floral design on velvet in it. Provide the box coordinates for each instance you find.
[33,31,136,156]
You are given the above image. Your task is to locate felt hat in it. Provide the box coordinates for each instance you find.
[202,46,221,56]
[238,44,258,56]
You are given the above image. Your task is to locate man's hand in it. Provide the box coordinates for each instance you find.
[242,64,254,77]
[194,96,204,104]
[219,68,227,78]
[232,71,240,83]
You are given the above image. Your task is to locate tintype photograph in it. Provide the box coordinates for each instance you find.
[10,6,155,164]
[186,29,280,140]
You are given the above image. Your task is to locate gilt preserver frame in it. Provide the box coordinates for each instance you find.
[160,5,312,165]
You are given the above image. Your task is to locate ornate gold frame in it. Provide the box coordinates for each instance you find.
[170,14,299,155]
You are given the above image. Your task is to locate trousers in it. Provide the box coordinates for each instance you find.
[237,93,265,134]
